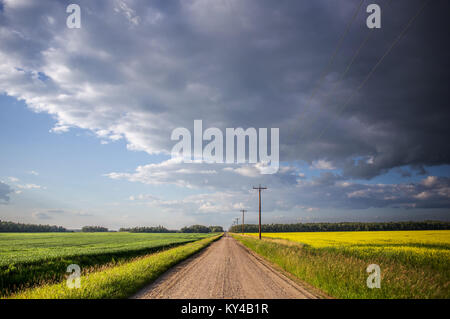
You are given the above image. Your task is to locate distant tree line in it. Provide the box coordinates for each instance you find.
[229,221,450,233]
[119,226,177,233]
[120,225,224,233]
[0,220,67,232]
[81,226,108,232]
[180,225,224,233]
[209,226,224,233]
[0,220,226,233]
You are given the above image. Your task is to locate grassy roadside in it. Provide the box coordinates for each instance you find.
[231,234,449,299]
[7,234,222,299]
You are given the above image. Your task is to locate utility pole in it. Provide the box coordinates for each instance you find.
[253,184,267,240]
[233,218,239,231]
[240,209,247,234]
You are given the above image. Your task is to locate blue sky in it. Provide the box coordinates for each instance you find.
[0,0,449,229]
[0,94,207,228]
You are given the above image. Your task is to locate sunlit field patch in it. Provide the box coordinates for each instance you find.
[249,230,450,248]
[7,235,222,299]
[0,232,216,296]
[247,230,450,270]
[235,230,450,298]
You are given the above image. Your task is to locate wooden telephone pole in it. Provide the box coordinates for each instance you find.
[240,209,247,234]
[253,185,267,240]
[234,217,239,229]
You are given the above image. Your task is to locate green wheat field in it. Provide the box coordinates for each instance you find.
[0,232,218,298]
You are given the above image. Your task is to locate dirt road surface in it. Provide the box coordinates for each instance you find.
[133,234,320,299]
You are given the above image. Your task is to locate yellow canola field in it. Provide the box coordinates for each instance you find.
[247,230,450,270]
[250,230,450,248]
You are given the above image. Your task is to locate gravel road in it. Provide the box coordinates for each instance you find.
[133,233,320,299]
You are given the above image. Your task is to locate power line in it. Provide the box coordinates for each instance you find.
[240,209,247,234]
[314,0,431,143]
[295,27,376,145]
[223,0,244,28]
[295,0,400,146]
[289,0,365,137]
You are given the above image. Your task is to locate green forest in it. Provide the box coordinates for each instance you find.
[0,220,67,233]
[229,220,450,233]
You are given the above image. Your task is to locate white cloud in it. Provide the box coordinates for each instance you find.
[2,0,35,9]
[16,183,43,190]
[129,194,159,201]
[127,191,254,215]
[347,189,370,198]
[414,191,432,200]
[311,159,336,170]
[0,0,366,165]
[422,176,438,187]
[224,166,260,178]
[339,181,352,187]
[114,0,141,26]
[107,158,298,190]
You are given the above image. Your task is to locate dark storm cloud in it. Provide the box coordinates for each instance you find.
[0,181,13,203]
[285,0,450,179]
[31,209,93,220]
[276,175,450,211]
[32,211,52,220]
[2,0,448,178]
